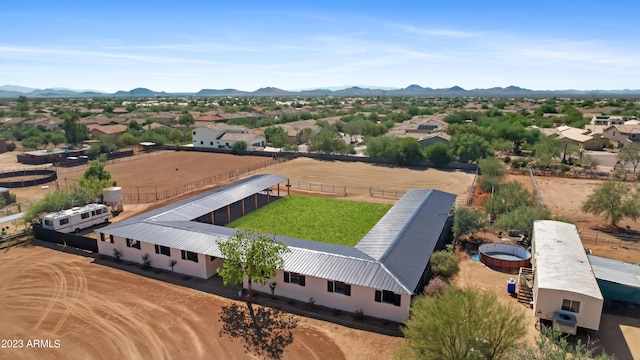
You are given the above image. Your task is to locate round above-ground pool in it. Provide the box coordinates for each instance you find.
[478,243,531,272]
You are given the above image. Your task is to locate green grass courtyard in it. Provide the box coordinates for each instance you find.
[227,195,392,247]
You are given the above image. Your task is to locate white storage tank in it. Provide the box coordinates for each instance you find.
[103,186,123,212]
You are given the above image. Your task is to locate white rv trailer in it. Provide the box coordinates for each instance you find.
[41,203,112,233]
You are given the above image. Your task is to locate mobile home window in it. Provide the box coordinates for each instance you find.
[44,219,52,226]
[283,272,305,286]
[562,299,581,313]
[60,218,69,225]
[181,250,198,262]
[375,290,401,306]
[126,238,141,250]
[91,211,96,216]
[155,244,171,256]
[327,281,351,296]
[81,212,90,219]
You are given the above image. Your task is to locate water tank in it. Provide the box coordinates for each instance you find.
[103,186,123,211]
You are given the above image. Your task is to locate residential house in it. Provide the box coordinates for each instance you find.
[89,124,128,140]
[602,125,640,148]
[540,125,605,150]
[415,132,451,148]
[590,115,625,126]
[192,124,265,150]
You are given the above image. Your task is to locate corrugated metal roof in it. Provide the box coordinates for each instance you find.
[356,190,434,259]
[588,255,640,289]
[533,221,603,300]
[108,174,287,228]
[378,190,456,293]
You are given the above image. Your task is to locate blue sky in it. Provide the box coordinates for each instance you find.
[1,0,639,92]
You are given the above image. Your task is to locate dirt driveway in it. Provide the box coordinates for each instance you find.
[0,243,401,360]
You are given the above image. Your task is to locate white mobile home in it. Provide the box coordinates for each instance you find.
[95,174,456,323]
[42,203,112,233]
[531,220,603,333]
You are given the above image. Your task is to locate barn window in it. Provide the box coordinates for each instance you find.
[562,299,580,313]
[327,281,351,296]
[283,272,305,286]
[375,290,401,306]
[126,238,141,249]
[181,250,198,262]
[155,244,171,256]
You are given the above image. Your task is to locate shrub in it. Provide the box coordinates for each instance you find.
[355,309,365,320]
[141,253,151,269]
[113,249,122,262]
[430,250,460,281]
[6,143,16,151]
[424,277,448,296]
[503,156,511,164]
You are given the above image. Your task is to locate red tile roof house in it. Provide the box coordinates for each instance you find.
[89,124,128,140]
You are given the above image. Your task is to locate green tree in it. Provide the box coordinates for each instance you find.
[582,180,640,226]
[24,189,91,223]
[617,143,640,173]
[178,111,194,126]
[397,287,526,360]
[78,156,116,199]
[452,207,485,241]
[478,157,507,192]
[493,205,552,240]
[429,251,459,281]
[307,128,352,154]
[264,126,288,148]
[21,136,43,150]
[450,133,492,163]
[396,137,424,166]
[63,111,85,146]
[232,141,247,151]
[216,230,290,302]
[128,120,142,131]
[483,181,536,219]
[364,135,400,159]
[424,143,452,167]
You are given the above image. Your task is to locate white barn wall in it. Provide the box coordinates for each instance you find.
[96,232,210,279]
[533,288,603,331]
[248,270,410,323]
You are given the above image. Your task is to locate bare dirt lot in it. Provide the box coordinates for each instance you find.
[0,243,402,360]
[254,157,475,203]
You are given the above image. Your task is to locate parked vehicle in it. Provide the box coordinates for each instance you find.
[41,203,112,233]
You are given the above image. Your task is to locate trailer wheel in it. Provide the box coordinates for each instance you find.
[74,228,80,233]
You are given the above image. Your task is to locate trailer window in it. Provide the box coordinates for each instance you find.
[562,299,580,313]
[81,213,90,219]
[44,219,53,226]
[60,218,69,225]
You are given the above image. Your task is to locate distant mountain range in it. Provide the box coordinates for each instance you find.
[2,84,640,98]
